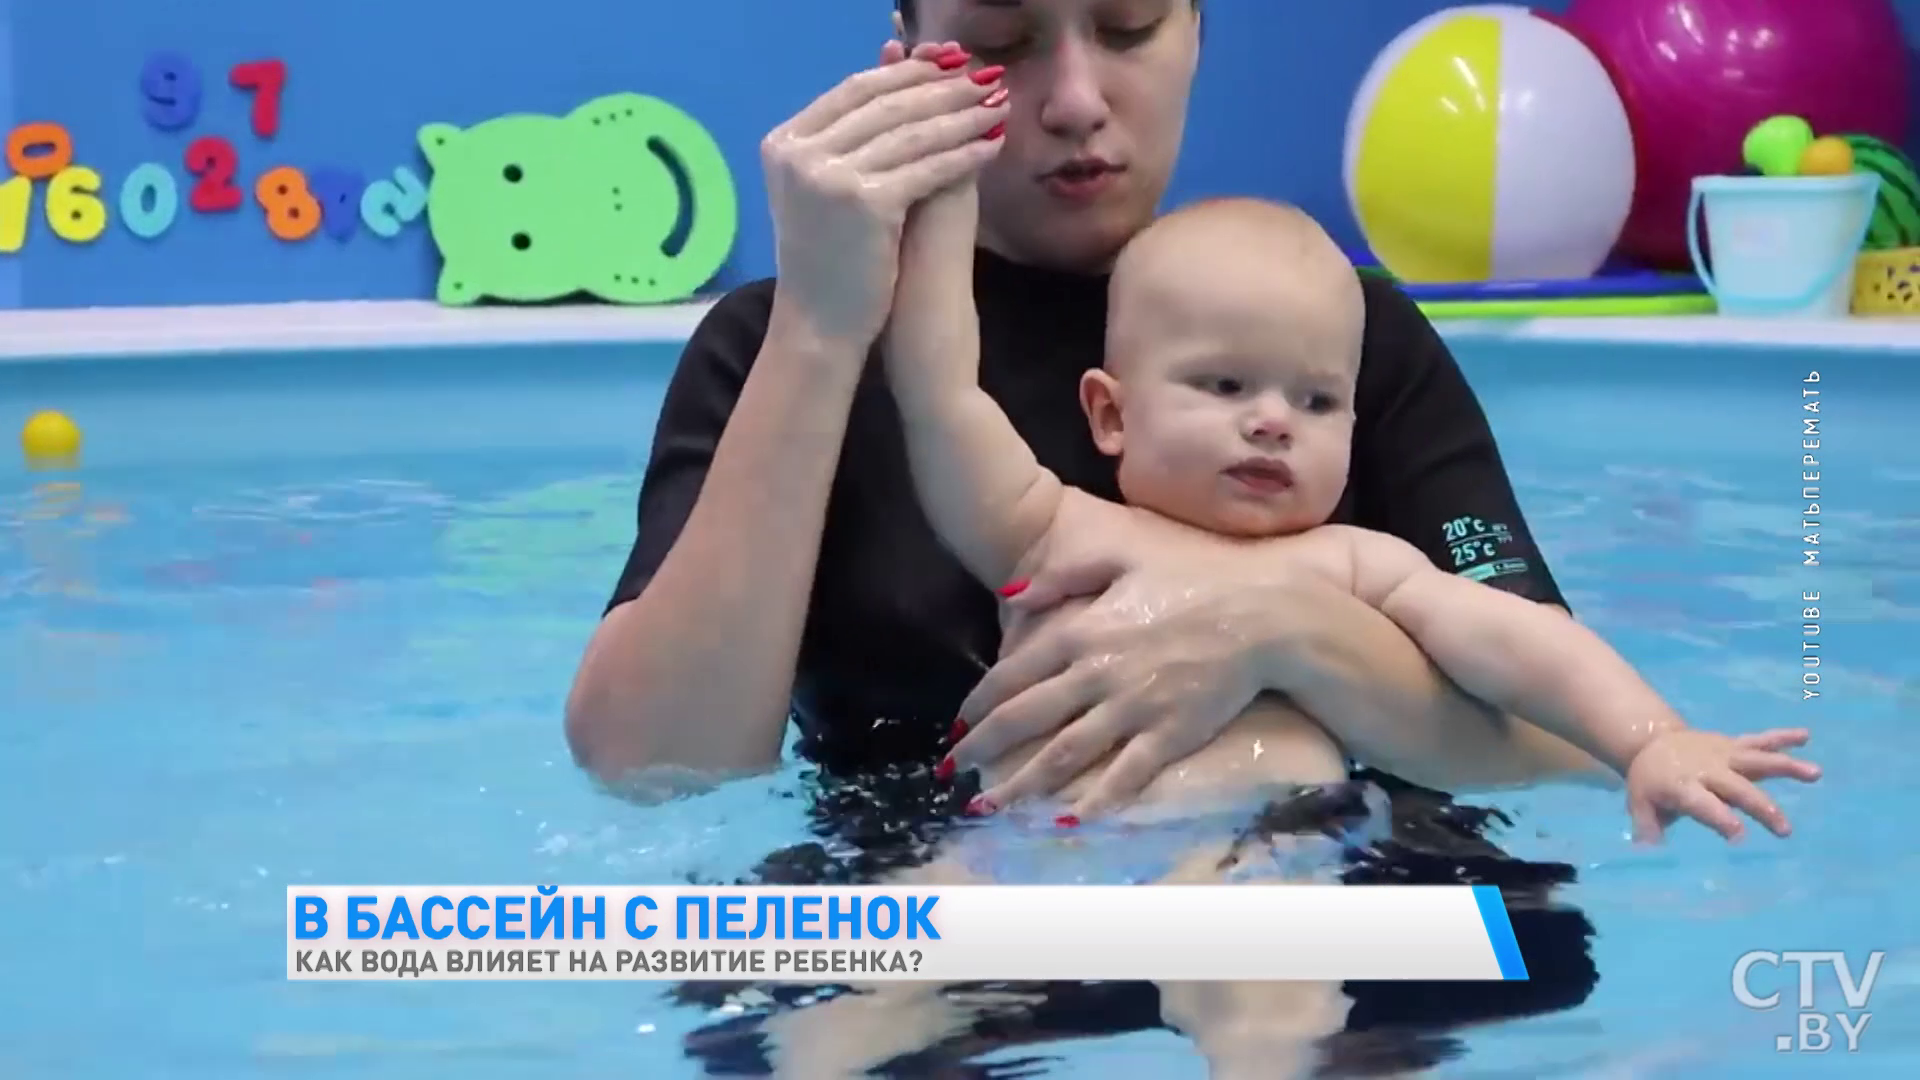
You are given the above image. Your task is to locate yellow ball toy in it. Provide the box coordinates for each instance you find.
[1797,136,1856,177]
[21,410,82,467]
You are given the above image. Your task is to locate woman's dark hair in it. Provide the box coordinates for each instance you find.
[895,0,1202,35]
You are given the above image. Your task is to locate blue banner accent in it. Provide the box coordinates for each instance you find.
[1471,885,1528,980]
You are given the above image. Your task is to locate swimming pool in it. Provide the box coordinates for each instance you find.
[2,310,1915,1078]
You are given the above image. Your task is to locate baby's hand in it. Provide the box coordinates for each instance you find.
[1624,728,1821,843]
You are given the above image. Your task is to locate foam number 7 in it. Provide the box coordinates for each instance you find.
[358,166,427,238]
[229,59,287,140]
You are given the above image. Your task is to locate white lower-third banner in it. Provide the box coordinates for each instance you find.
[288,885,1528,982]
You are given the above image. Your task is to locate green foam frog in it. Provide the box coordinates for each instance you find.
[419,93,738,306]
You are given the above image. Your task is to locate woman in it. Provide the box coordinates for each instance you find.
[570,0,1601,1069]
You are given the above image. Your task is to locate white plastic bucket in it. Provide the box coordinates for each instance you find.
[1687,174,1880,318]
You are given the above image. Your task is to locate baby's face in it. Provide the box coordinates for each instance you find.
[1085,231,1362,538]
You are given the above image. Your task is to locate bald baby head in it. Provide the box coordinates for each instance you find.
[1105,198,1364,381]
[1077,197,1366,540]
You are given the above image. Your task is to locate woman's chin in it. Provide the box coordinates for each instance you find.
[994,202,1152,273]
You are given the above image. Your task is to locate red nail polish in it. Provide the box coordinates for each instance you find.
[970,65,1005,85]
[965,795,995,817]
[981,87,1009,109]
[936,51,970,71]
[981,122,1006,141]
[933,756,955,781]
[947,719,967,743]
[1055,814,1080,828]
[996,578,1029,598]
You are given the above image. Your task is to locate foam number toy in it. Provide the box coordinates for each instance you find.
[255,166,320,240]
[47,167,108,243]
[139,51,203,131]
[417,92,737,305]
[359,167,427,238]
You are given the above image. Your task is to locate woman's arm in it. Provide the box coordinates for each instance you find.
[565,47,1009,786]
[566,290,870,780]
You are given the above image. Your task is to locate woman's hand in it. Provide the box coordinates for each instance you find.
[761,40,1008,349]
[948,549,1313,820]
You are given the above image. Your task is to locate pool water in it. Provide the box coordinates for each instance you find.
[2,337,1916,1078]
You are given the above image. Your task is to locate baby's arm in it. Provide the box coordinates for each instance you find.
[881,182,1063,587]
[1342,530,1682,776]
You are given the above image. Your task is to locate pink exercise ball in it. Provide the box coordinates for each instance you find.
[1559,0,1912,269]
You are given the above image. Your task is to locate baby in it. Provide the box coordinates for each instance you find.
[760,192,1820,1077]
[884,190,1819,841]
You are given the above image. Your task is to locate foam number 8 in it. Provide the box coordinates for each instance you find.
[256,166,320,241]
[359,166,427,238]
[46,167,107,243]
[118,163,180,240]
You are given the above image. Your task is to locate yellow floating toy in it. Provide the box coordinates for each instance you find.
[21,409,82,468]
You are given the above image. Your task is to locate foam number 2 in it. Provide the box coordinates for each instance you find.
[119,163,180,240]
[257,166,319,241]
[139,51,202,131]
[359,166,426,238]
[47,167,107,243]
[185,136,242,213]
[306,168,365,241]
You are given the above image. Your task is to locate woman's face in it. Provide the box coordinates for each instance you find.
[908,0,1200,272]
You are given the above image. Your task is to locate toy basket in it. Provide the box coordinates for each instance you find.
[1851,246,1920,315]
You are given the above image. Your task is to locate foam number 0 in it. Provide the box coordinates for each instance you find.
[359,166,426,238]
[256,166,319,241]
[118,163,180,239]
[0,175,29,253]
[5,123,74,180]
[46,166,107,243]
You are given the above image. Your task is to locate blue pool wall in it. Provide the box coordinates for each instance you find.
[1,332,1912,475]
[0,0,1917,310]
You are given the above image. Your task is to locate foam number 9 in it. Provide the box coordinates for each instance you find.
[139,51,202,131]
[256,166,319,241]
[359,166,427,238]
[46,167,107,243]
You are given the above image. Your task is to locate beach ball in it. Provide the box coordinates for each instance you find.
[1561,0,1910,270]
[1343,5,1636,283]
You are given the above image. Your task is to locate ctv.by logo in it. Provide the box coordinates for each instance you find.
[1733,950,1884,1053]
